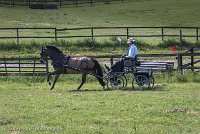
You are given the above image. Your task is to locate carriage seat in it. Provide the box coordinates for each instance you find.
[124,55,140,67]
[124,60,136,67]
[123,55,141,72]
[124,58,136,73]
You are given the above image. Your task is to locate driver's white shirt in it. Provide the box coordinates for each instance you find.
[128,44,138,58]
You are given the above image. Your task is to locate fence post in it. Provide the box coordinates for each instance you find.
[177,54,183,74]
[33,58,36,75]
[196,28,199,41]
[17,28,19,45]
[55,28,57,41]
[190,47,194,72]
[3,57,8,76]
[180,30,183,42]
[60,0,62,7]
[91,0,93,5]
[12,0,15,7]
[19,57,21,75]
[29,0,31,8]
[91,27,94,41]
[110,55,113,66]
[161,27,164,41]
[126,27,129,39]
[44,0,47,8]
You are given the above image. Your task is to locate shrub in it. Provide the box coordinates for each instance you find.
[157,39,200,50]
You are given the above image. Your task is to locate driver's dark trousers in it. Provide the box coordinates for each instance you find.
[110,58,125,72]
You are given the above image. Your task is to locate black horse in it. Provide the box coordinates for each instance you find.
[40,45,105,90]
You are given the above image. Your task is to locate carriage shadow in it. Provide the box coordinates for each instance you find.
[67,83,167,92]
[120,84,168,92]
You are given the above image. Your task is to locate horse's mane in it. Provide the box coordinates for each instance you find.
[46,45,63,54]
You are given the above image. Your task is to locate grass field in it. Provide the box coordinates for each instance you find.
[0,75,200,134]
[1,0,200,28]
[0,1,200,133]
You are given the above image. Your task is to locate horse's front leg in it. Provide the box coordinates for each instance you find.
[77,73,87,90]
[47,72,53,86]
[50,74,60,90]
[47,70,59,86]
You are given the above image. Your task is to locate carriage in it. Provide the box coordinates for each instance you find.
[105,58,154,90]
[40,45,154,90]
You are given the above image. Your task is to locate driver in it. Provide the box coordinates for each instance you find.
[105,38,138,72]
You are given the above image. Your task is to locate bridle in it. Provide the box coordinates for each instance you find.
[40,47,47,63]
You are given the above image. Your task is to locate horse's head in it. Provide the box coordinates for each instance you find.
[40,45,65,63]
[40,47,48,63]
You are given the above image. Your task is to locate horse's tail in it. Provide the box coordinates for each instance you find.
[91,58,105,87]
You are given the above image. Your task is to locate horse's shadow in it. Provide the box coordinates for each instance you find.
[68,88,111,92]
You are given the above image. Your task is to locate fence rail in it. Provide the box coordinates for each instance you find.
[0,0,132,7]
[0,57,48,76]
[1,51,200,76]
[0,26,199,44]
[177,47,200,73]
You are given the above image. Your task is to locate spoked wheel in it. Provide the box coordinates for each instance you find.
[121,75,128,87]
[149,76,155,88]
[106,75,125,90]
[132,74,150,90]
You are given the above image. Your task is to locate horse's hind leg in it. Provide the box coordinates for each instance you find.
[50,74,60,90]
[77,73,87,90]
[96,76,105,90]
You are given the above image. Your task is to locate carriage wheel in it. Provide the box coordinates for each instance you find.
[106,75,125,90]
[121,75,128,87]
[149,76,155,88]
[131,75,150,90]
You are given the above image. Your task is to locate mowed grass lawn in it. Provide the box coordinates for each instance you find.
[0,0,200,133]
[0,76,199,134]
[1,0,200,28]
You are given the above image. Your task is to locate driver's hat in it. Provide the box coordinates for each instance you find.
[127,38,135,43]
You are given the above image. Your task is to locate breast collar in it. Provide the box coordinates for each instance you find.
[51,55,70,67]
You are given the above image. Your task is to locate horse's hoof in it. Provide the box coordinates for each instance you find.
[48,82,51,86]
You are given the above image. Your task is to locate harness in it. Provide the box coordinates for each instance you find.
[52,55,91,73]
[79,57,89,71]
[52,55,70,67]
